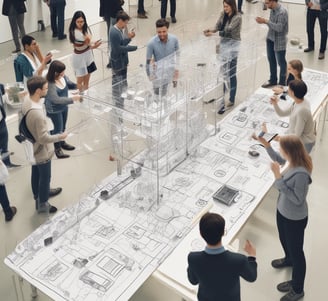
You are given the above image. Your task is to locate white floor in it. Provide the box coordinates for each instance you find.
[1,0,328,300]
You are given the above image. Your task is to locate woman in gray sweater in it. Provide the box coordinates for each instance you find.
[203,0,242,114]
[261,135,312,301]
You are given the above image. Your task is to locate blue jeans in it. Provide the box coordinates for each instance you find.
[47,107,68,149]
[112,68,128,109]
[31,160,51,206]
[222,57,238,104]
[277,210,308,293]
[266,39,287,85]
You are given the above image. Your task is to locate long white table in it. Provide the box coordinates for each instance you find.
[4,68,328,301]
[153,68,328,300]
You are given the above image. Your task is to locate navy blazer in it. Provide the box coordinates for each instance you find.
[2,0,26,16]
[109,26,137,71]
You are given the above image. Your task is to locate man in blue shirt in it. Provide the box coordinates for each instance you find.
[146,19,179,105]
[187,212,257,301]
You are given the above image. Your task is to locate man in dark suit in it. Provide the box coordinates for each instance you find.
[46,0,67,40]
[109,11,137,109]
[160,0,177,23]
[2,0,26,53]
[99,0,124,67]
[187,212,257,301]
[304,0,328,59]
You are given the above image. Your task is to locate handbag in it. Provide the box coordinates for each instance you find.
[87,62,97,74]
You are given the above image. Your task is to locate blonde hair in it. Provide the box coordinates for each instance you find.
[280,135,312,173]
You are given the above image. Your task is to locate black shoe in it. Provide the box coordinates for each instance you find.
[49,187,62,198]
[303,47,314,53]
[238,10,244,14]
[55,148,70,159]
[271,258,292,269]
[277,281,292,293]
[137,13,148,19]
[5,162,21,168]
[280,289,304,301]
[52,33,58,38]
[38,20,45,31]
[58,34,67,40]
[61,142,75,151]
[218,106,225,114]
[37,202,57,214]
[11,49,21,54]
[261,80,277,88]
[318,52,325,59]
[171,17,177,23]
[5,206,17,222]
[107,61,112,69]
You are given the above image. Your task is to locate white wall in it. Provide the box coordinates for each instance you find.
[0,0,102,43]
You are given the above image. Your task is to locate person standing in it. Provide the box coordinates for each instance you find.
[238,0,244,14]
[110,11,137,109]
[304,0,328,60]
[14,35,52,86]
[187,212,257,301]
[260,135,312,301]
[161,0,177,23]
[0,84,20,168]
[2,0,26,53]
[204,0,242,114]
[0,177,17,222]
[99,0,124,68]
[45,60,82,159]
[46,0,67,40]
[69,11,102,92]
[256,0,288,88]
[137,0,148,18]
[270,79,316,153]
[22,76,67,214]
[146,19,179,106]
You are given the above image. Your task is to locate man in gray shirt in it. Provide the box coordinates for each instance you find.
[256,0,288,88]
[146,19,179,105]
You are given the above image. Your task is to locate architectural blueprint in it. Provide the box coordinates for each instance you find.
[5,35,328,301]
[5,168,212,301]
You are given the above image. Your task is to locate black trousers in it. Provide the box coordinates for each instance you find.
[50,2,66,38]
[276,210,308,294]
[112,68,128,109]
[161,0,176,19]
[0,119,10,166]
[306,9,328,53]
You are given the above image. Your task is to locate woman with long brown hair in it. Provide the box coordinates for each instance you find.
[45,60,82,159]
[68,11,102,92]
[260,134,312,301]
[203,0,242,114]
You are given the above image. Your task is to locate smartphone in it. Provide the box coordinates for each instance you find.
[96,39,102,43]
